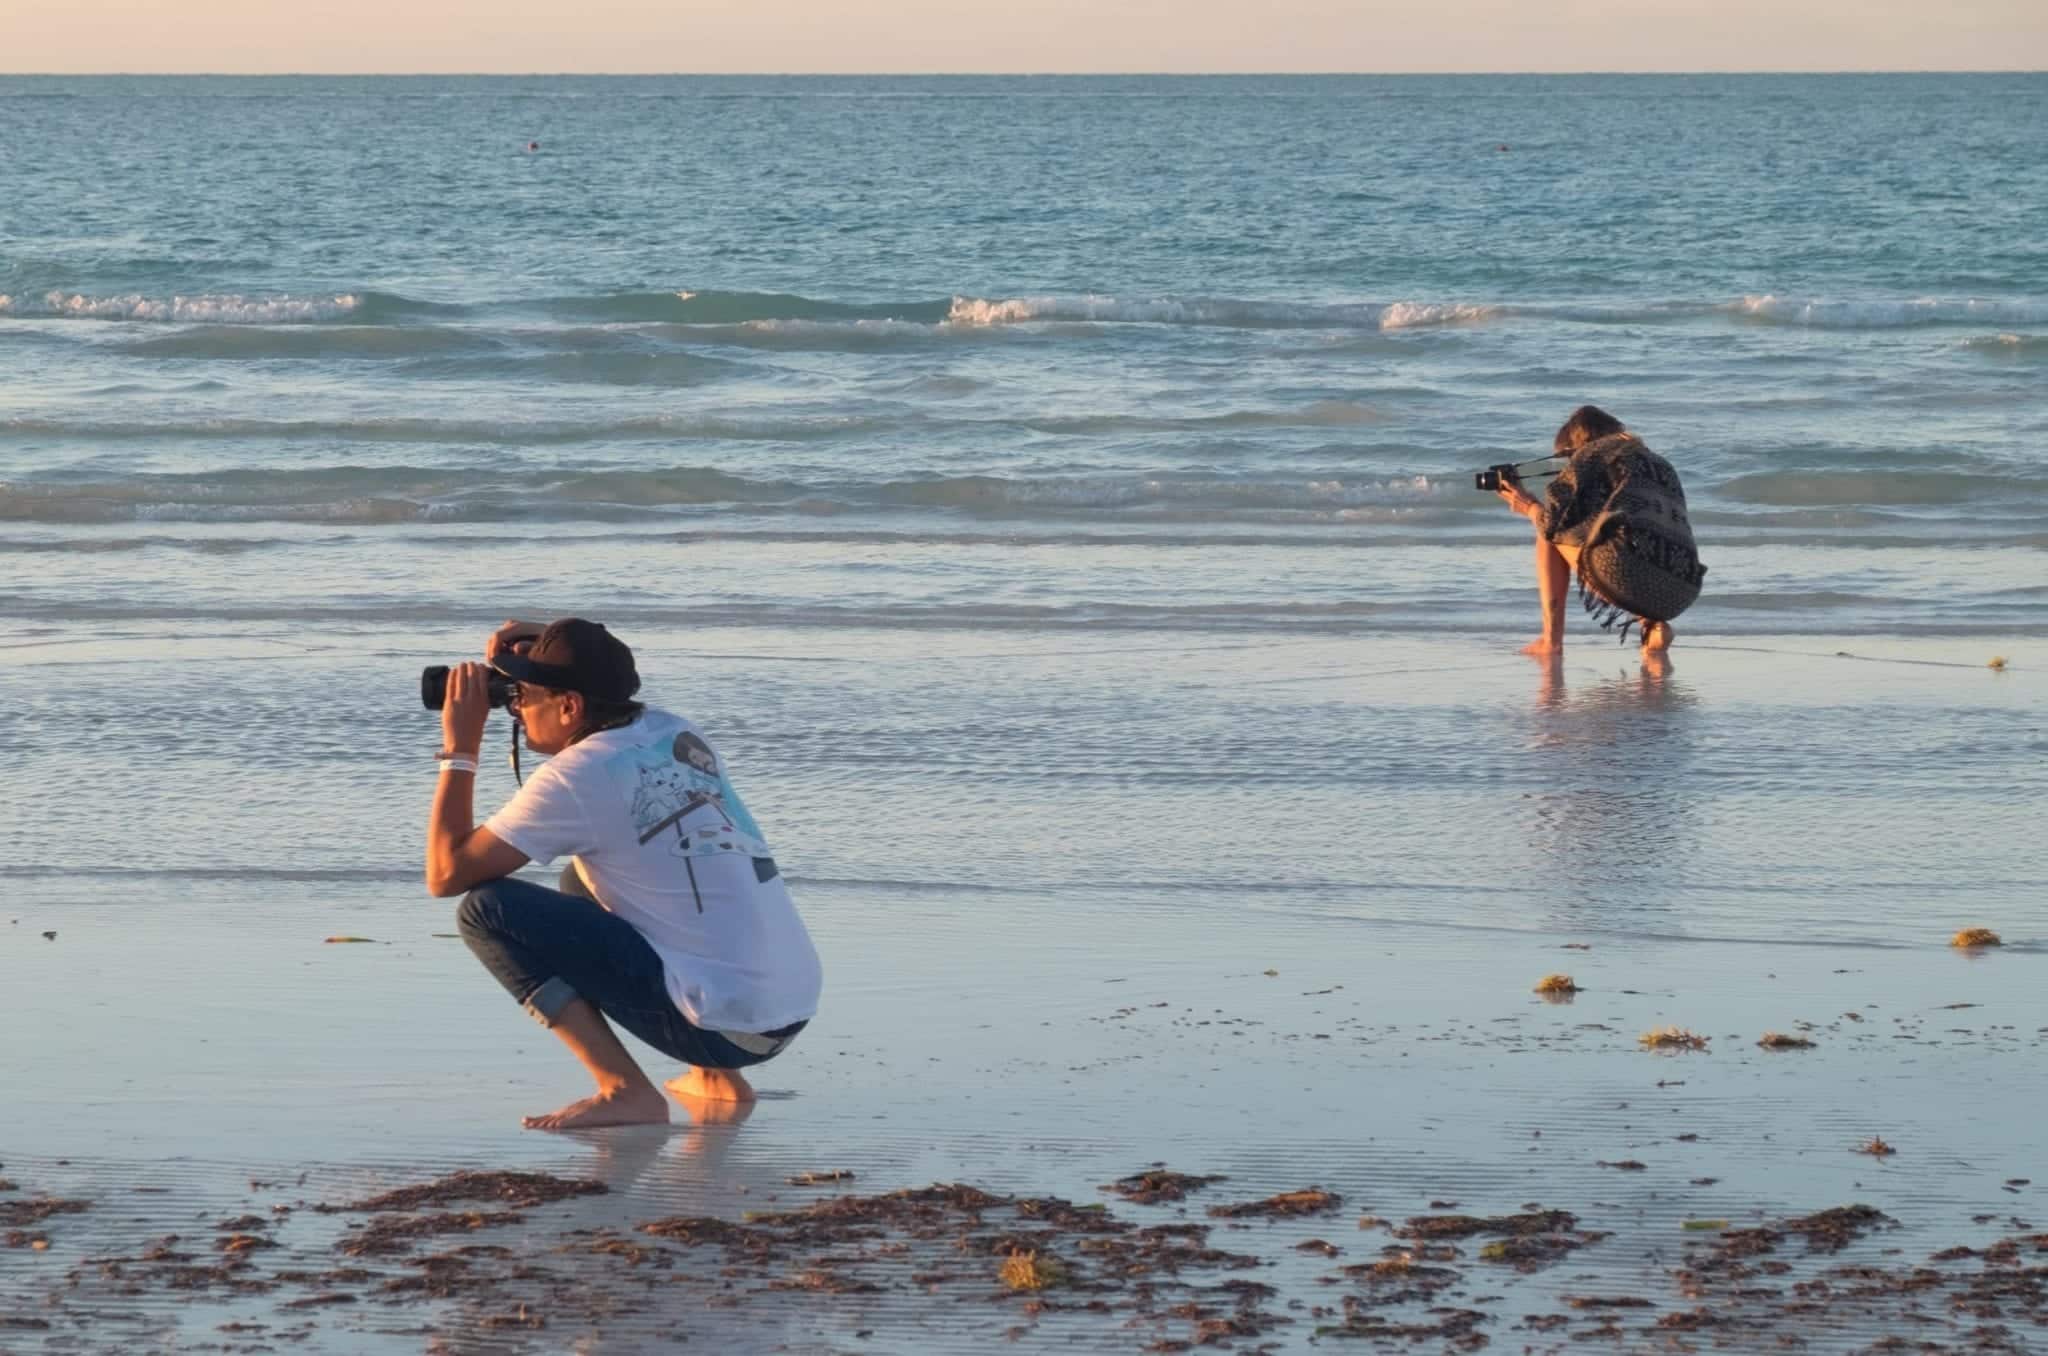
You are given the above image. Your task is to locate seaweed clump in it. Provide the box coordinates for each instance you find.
[1101,1170,1227,1205]
[1639,1026,1710,1052]
[1208,1188,1342,1219]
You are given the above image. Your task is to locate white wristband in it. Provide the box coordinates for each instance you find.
[438,757,478,775]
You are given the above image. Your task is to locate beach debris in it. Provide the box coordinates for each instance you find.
[1102,1170,1227,1205]
[339,1210,529,1257]
[1399,1210,1596,1277]
[1398,1209,1577,1242]
[480,1305,545,1330]
[1208,1188,1342,1219]
[0,1197,90,1229]
[323,936,376,944]
[1784,1204,1896,1251]
[326,1169,607,1214]
[1950,927,2002,948]
[1564,1295,1652,1308]
[1561,942,1592,950]
[1638,1026,1710,1052]
[1533,973,1580,1000]
[998,1249,1065,1291]
[217,1233,276,1255]
[1757,1031,1816,1049]
[1596,1160,1648,1171]
[1856,1136,1898,1157]
[786,1170,856,1186]
[1313,1302,1489,1345]
[1988,655,2008,669]
[40,930,55,941]
[1356,1215,1385,1230]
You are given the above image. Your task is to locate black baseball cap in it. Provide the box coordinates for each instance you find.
[491,618,641,702]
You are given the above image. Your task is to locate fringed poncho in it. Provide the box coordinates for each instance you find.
[1542,433,1706,639]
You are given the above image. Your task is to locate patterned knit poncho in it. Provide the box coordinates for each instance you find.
[1541,433,1707,638]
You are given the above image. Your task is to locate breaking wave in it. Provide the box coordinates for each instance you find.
[1730,295,2048,329]
[944,295,1502,330]
[0,290,381,323]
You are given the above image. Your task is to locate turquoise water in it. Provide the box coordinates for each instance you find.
[3,74,2046,639]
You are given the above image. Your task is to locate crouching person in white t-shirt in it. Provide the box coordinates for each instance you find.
[424,617,823,1131]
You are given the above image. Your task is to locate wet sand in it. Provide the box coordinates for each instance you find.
[2,634,2043,1352]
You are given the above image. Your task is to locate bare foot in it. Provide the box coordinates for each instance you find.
[665,1066,756,1104]
[1641,621,1674,652]
[1520,637,1563,656]
[521,1082,669,1131]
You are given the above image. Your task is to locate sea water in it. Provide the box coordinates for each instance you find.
[4,71,2045,942]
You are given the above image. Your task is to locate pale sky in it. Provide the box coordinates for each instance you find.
[2,0,2044,74]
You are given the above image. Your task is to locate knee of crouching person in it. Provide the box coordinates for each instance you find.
[454,883,501,938]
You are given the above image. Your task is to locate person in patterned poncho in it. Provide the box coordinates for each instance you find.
[1495,405,1706,654]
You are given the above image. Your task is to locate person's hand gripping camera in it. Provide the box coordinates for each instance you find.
[432,619,545,759]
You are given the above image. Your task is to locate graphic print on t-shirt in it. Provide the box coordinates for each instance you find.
[606,725,771,861]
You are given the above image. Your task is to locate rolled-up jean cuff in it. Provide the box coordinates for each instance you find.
[523,976,581,1027]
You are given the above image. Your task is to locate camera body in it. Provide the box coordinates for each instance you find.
[1473,463,1521,493]
[420,665,515,711]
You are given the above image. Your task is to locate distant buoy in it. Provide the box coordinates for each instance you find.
[1497,144,1510,152]
[527,141,540,152]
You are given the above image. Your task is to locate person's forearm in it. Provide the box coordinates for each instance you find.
[425,765,478,893]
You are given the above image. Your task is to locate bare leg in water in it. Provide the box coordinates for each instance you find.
[1523,529,1677,657]
[1522,536,1577,655]
[522,999,670,1131]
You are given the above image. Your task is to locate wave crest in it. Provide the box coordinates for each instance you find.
[1731,295,2048,329]
[0,290,364,323]
[944,294,1501,330]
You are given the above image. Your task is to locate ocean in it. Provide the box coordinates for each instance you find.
[2,74,2045,1353]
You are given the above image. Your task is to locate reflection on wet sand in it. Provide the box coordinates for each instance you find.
[1521,651,1699,926]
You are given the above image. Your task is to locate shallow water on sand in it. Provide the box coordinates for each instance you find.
[4,638,2044,1351]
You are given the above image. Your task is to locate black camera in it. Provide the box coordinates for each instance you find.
[420,665,515,711]
[1473,463,1520,493]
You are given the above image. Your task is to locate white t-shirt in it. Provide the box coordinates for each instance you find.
[484,708,822,1034]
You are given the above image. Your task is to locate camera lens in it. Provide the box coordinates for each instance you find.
[421,665,451,710]
[421,665,516,710]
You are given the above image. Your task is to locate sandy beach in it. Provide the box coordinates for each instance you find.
[5,633,2042,1352]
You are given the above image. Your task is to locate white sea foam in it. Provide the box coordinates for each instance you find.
[944,294,1501,330]
[1732,295,2048,328]
[0,290,361,323]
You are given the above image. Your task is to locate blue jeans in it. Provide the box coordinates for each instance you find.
[456,872,800,1071]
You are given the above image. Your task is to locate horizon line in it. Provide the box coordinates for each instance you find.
[4,68,2045,78]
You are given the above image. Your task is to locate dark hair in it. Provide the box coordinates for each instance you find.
[1554,404,1625,454]
[574,695,645,743]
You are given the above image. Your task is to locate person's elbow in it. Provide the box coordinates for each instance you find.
[424,832,529,900]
